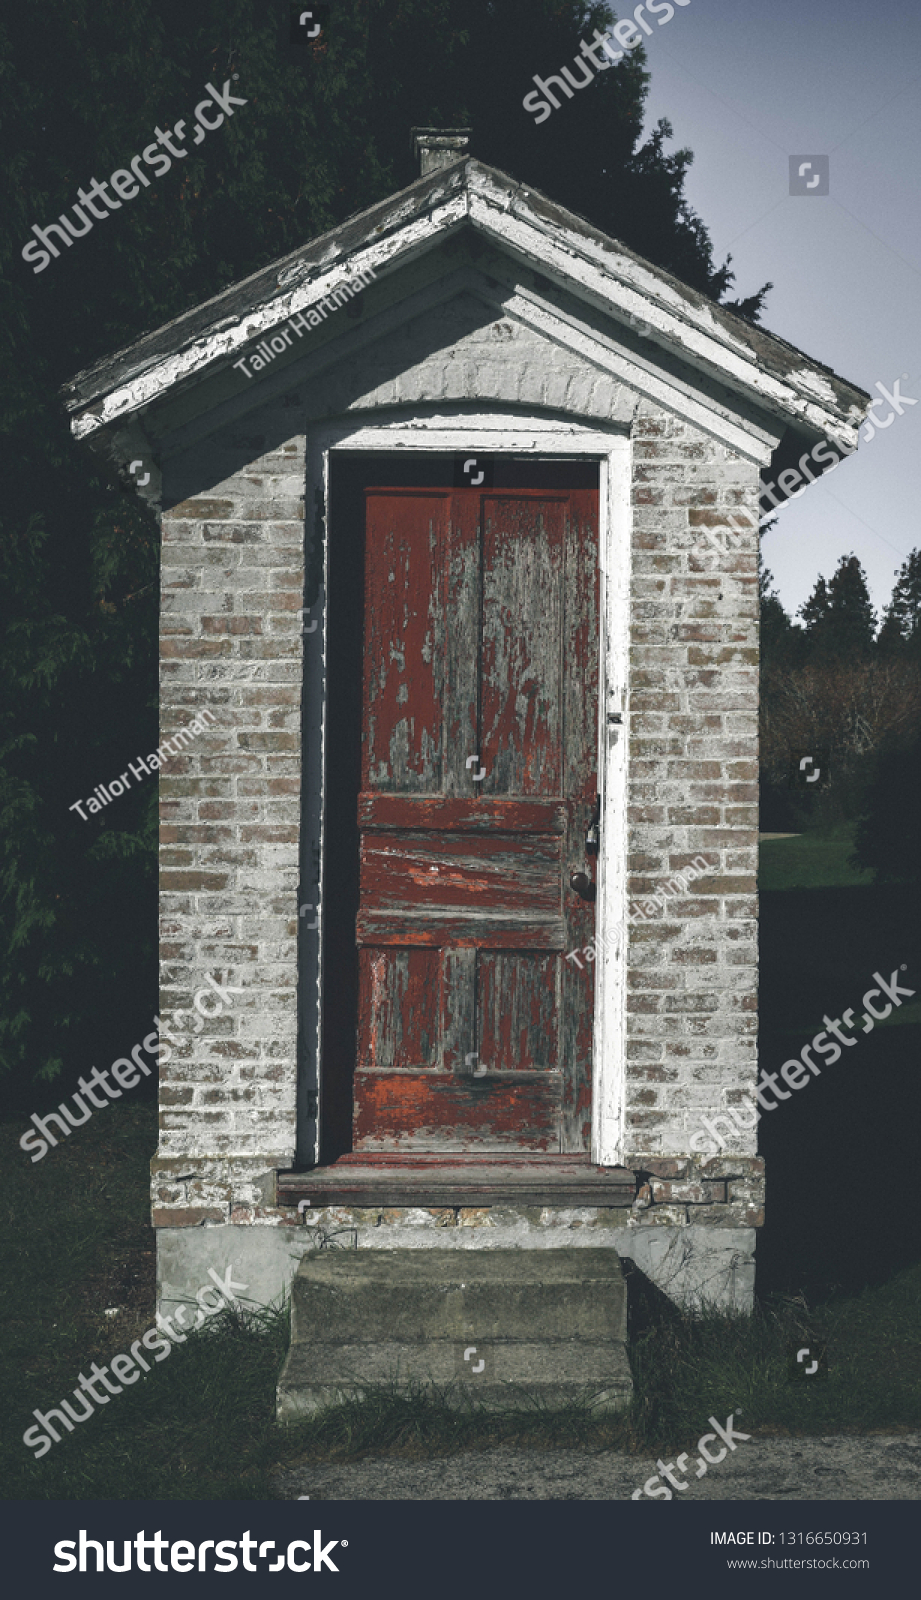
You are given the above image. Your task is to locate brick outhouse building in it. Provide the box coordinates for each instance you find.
[64,131,868,1346]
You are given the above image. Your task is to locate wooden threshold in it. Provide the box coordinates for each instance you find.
[276,1155,637,1210]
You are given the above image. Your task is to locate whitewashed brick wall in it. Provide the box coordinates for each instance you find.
[622,403,762,1227]
[154,424,305,1228]
[153,335,763,1236]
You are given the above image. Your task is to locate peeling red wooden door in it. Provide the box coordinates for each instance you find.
[354,486,598,1153]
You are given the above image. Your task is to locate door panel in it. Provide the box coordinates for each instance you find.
[481,497,564,795]
[358,948,441,1070]
[478,952,558,1071]
[352,1071,561,1152]
[363,492,446,792]
[354,485,598,1154]
[358,831,562,917]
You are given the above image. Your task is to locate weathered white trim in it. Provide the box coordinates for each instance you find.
[152,262,784,476]
[468,192,857,443]
[593,435,631,1165]
[311,445,332,1169]
[155,266,490,460]
[305,410,628,1166]
[467,170,863,439]
[69,193,471,441]
[66,163,867,457]
[316,411,625,453]
[493,284,778,464]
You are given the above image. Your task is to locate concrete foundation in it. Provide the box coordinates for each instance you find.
[156,1214,756,1323]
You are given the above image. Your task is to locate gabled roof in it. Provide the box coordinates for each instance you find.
[62,156,870,460]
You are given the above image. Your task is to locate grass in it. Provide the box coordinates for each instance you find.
[2,1098,920,1499]
[773,998,921,1039]
[757,850,920,1299]
[2,825,917,1496]
[759,821,875,892]
[625,1268,921,1444]
[0,1101,288,1500]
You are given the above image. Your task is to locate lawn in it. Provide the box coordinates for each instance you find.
[1,824,918,1498]
[757,825,920,1299]
[758,821,875,891]
[0,1100,288,1500]
[2,1093,920,1500]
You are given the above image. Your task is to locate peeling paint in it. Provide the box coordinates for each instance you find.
[62,162,868,468]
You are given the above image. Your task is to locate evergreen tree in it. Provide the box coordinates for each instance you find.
[0,0,773,1091]
[759,556,800,667]
[851,733,921,885]
[798,573,831,635]
[798,556,876,659]
[877,549,921,657]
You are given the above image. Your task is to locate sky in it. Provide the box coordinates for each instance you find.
[634,0,921,622]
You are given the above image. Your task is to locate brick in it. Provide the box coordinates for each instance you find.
[151,1207,226,1227]
[159,871,231,891]
[694,1205,764,1228]
[160,640,232,658]
[650,1178,727,1204]
[201,616,264,635]
[152,402,762,1237]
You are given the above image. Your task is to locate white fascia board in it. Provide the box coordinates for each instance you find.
[154,266,485,458]
[467,182,864,447]
[69,193,470,443]
[593,437,631,1164]
[70,158,864,454]
[486,281,780,463]
[158,261,777,467]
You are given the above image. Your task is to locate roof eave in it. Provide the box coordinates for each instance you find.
[62,157,870,453]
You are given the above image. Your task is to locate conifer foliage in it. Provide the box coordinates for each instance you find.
[2,1,768,1092]
[760,549,921,844]
[877,550,921,658]
[797,555,877,660]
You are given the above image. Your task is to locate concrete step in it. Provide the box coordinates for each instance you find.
[277,1248,632,1420]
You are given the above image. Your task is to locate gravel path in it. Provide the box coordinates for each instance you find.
[273,1431,921,1501]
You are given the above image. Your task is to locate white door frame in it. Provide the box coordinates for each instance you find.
[305,408,630,1166]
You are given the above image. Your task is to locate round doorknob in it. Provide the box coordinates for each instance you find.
[570,870,596,901]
